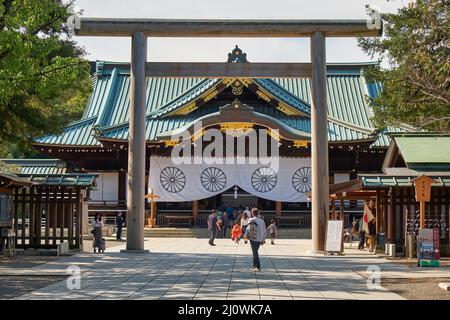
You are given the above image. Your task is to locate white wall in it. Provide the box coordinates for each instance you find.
[90,172,119,202]
[334,173,351,208]
[334,173,350,184]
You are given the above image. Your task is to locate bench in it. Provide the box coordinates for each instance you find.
[165,216,194,227]
[275,216,304,228]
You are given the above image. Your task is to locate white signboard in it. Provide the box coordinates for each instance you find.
[325,220,343,253]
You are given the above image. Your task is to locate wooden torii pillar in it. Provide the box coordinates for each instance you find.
[75,18,381,252]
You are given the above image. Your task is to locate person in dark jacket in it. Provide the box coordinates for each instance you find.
[358,218,365,250]
[207,210,221,246]
[116,212,124,240]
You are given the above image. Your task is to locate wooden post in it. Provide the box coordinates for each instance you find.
[126,32,147,252]
[13,187,18,248]
[75,188,81,248]
[68,189,73,247]
[340,199,344,222]
[331,201,336,220]
[52,189,57,246]
[21,188,26,246]
[44,187,49,246]
[60,187,65,243]
[376,190,382,233]
[145,190,160,228]
[388,188,394,243]
[192,200,199,226]
[310,31,329,252]
[419,201,425,229]
[383,190,388,236]
[82,199,89,235]
[29,187,34,246]
[275,201,282,218]
[36,187,42,247]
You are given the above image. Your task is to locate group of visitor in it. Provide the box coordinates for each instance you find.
[353,217,377,254]
[207,205,278,272]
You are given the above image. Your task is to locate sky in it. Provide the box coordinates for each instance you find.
[72,0,410,63]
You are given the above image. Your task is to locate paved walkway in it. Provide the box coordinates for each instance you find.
[4,238,436,300]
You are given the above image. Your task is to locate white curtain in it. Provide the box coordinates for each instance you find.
[149,156,311,202]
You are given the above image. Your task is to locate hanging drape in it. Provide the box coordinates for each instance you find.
[149,156,311,202]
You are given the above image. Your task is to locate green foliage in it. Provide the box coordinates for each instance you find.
[358,0,450,132]
[0,0,91,157]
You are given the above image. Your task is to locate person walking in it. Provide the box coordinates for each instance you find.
[351,217,359,243]
[207,209,221,246]
[116,212,124,241]
[91,213,104,253]
[368,219,377,253]
[358,217,365,250]
[225,206,235,237]
[241,208,250,244]
[267,220,277,245]
[221,209,229,238]
[248,208,266,272]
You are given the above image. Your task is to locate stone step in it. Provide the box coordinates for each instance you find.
[117,227,311,239]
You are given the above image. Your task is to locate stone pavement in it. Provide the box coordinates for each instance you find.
[6,238,436,300]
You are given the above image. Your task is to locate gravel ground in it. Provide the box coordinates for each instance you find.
[0,275,67,299]
[382,277,450,300]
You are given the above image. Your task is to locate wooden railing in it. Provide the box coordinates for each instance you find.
[87,200,127,225]
[156,209,313,228]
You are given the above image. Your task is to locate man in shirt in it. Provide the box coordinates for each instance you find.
[116,212,124,241]
[248,208,266,272]
[207,209,220,246]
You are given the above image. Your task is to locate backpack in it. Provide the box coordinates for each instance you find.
[248,220,258,241]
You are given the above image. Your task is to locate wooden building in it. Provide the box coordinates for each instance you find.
[330,134,450,255]
[0,172,97,250]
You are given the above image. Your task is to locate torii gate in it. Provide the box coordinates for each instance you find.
[74,18,381,253]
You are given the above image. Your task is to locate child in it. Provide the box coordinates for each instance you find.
[240,213,250,244]
[267,220,277,245]
[231,222,242,244]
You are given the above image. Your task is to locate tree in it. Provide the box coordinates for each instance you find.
[0,0,90,157]
[358,0,450,132]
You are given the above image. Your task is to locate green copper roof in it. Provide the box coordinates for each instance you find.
[395,136,450,170]
[35,60,396,147]
[0,159,66,175]
[17,174,97,188]
[359,174,450,188]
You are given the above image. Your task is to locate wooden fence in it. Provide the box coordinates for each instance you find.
[13,186,83,249]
